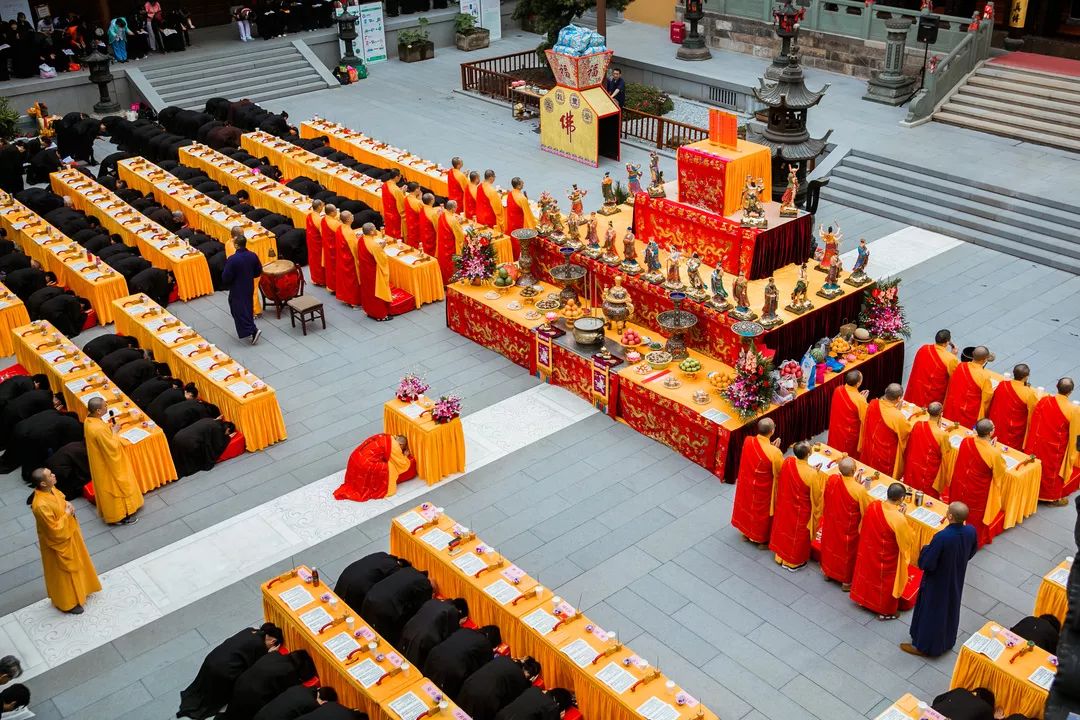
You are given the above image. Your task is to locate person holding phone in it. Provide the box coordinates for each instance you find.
[85,397,143,525]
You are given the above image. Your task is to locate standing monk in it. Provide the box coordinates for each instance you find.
[85,397,143,526]
[321,205,341,294]
[906,329,959,408]
[943,346,994,428]
[304,199,325,286]
[946,419,1005,547]
[419,193,438,256]
[504,177,536,258]
[464,171,480,222]
[475,169,504,232]
[987,363,1038,449]
[1025,377,1079,504]
[819,458,872,591]
[902,402,950,497]
[731,418,784,546]
[357,223,393,322]
[334,211,362,308]
[446,157,467,209]
[436,200,465,284]
[403,183,424,250]
[828,370,868,458]
[768,441,824,571]
[902,502,977,657]
[859,383,911,478]
[30,467,101,614]
[222,231,263,345]
[381,170,406,241]
[849,482,913,620]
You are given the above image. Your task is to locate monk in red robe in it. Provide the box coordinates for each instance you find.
[334,211,362,308]
[987,363,1038,450]
[446,157,467,210]
[902,402,950,498]
[305,199,325,286]
[475,169,504,233]
[436,200,465,284]
[320,205,341,294]
[820,457,872,591]
[906,329,959,408]
[464,171,480,222]
[943,346,994,428]
[419,193,438,256]
[381,170,406,241]
[357,223,393,322]
[945,419,1005,547]
[850,482,914,620]
[1025,378,1079,504]
[731,418,784,546]
[403,183,424,249]
[504,177,536,258]
[828,370,868,458]
[334,434,416,502]
[769,441,824,571]
[859,383,911,478]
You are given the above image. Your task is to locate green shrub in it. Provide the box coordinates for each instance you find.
[624,83,674,116]
[454,13,477,34]
[0,98,19,141]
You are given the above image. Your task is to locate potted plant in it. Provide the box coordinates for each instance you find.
[454,13,490,51]
[398,17,434,62]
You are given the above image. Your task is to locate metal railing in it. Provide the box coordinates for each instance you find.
[903,18,994,125]
[621,107,709,149]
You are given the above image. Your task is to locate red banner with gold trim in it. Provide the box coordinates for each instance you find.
[677,144,728,216]
[446,288,532,369]
[617,378,718,470]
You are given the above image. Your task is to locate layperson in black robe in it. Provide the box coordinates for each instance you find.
[45,441,90,499]
[221,649,316,720]
[0,374,47,416]
[177,623,284,720]
[0,141,26,194]
[131,376,181,409]
[360,567,432,644]
[0,388,54,449]
[1011,614,1061,653]
[0,250,30,273]
[422,626,501,699]
[83,334,139,363]
[27,286,66,318]
[251,685,323,720]
[334,552,408,611]
[110,254,152,281]
[130,267,175,307]
[100,347,147,377]
[931,687,995,720]
[399,598,468,667]
[37,292,88,338]
[294,700,365,719]
[493,687,574,720]
[25,146,62,185]
[171,419,234,477]
[458,656,541,720]
[4,266,48,301]
[148,384,186,424]
[113,359,168,395]
[8,407,83,482]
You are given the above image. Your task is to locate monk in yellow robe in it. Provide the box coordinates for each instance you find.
[827,370,868,458]
[475,169,504,233]
[858,383,911,478]
[30,467,101,614]
[849,482,914,620]
[731,418,784,545]
[358,222,393,322]
[446,157,468,210]
[504,176,536,258]
[986,363,1038,450]
[905,329,958,408]
[945,418,1006,547]
[85,397,143,525]
[942,346,994,428]
[902,402,951,497]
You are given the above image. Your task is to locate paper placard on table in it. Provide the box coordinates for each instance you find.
[395,510,424,533]
[908,506,943,526]
[193,356,217,371]
[79,391,106,407]
[278,585,314,611]
[348,657,387,689]
[398,403,425,420]
[120,427,151,445]
[1003,453,1020,471]
[420,527,455,551]
[561,637,599,668]
[324,631,361,661]
[868,484,888,500]
[1049,567,1070,587]
[65,377,92,394]
[42,350,64,363]
[963,633,1004,662]
[522,607,558,635]
[451,551,488,577]
[483,579,522,605]
[209,367,234,382]
[125,304,148,316]
[701,408,731,424]
[298,605,334,634]
[387,690,428,720]
[55,361,78,375]
[874,708,910,720]
[636,696,680,720]
[398,254,421,266]
[227,381,255,397]
[596,662,636,694]
[807,452,836,470]
[159,329,189,345]
[1029,665,1056,690]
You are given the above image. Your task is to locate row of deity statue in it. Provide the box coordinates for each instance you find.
[740,165,801,228]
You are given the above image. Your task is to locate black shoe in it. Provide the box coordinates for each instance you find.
[251,329,262,345]
[64,604,84,614]
[116,516,138,525]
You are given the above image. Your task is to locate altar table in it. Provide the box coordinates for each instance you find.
[1034,558,1071,625]
[875,694,937,719]
[950,621,1055,719]
[0,282,29,357]
[383,244,445,309]
[382,399,464,484]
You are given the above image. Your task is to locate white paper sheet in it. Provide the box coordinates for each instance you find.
[298,605,334,634]
[561,638,598,668]
[193,356,217,371]
[949,434,963,449]
[868,484,888,500]
[278,585,314,611]
[398,254,420,266]
[348,657,387,688]
[909,506,943,526]
[420,527,454,551]
[1029,665,1056,690]
[395,510,424,533]
[451,552,488,577]
[873,708,910,720]
[65,378,91,393]
[398,403,425,419]
[1003,454,1020,471]
[209,368,234,382]
[521,607,558,635]
[120,427,151,444]
[483,579,521,605]
[596,662,635,694]
[387,691,428,720]
[636,697,680,720]
[963,633,1004,661]
[1049,567,1070,587]
[227,381,254,397]
[324,632,361,661]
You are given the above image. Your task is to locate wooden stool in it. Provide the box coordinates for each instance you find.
[286,295,325,335]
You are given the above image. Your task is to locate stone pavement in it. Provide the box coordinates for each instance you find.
[3,26,1080,720]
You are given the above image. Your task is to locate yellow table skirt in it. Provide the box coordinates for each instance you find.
[1034,560,1070,625]
[879,694,931,719]
[386,252,444,308]
[382,399,463,484]
[950,622,1053,719]
[0,287,30,357]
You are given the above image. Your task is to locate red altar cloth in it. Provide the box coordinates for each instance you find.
[676,140,773,217]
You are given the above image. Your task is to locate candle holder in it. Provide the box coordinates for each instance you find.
[656,292,698,361]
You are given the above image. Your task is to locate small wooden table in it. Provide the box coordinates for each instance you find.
[382,398,465,484]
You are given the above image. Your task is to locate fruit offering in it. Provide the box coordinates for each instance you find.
[493,267,513,288]
[621,329,642,346]
[645,351,672,369]
[679,358,702,374]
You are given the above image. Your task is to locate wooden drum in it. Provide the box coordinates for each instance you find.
[259,259,303,318]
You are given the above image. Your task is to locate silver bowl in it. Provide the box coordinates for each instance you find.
[571,316,606,346]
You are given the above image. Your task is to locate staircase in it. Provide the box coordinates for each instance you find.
[934,63,1080,152]
[820,150,1080,274]
[134,41,334,111]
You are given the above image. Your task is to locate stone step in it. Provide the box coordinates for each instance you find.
[932,109,1080,151]
[945,92,1080,131]
[937,100,1080,141]
[820,181,1080,275]
[157,65,319,103]
[178,80,330,111]
[162,73,326,108]
[966,74,1080,105]
[149,55,309,89]
[956,83,1080,119]
[977,64,1080,92]
[141,44,296,77]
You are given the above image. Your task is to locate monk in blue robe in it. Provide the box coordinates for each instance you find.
[901,501,978,657]
[221,230,263,345]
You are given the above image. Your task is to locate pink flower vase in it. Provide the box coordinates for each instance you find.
[815,362,827,385]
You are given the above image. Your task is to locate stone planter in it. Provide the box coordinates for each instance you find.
[398,40,435,63]
[455,28,490,51]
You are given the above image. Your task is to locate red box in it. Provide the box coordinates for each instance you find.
[670,21,686,44]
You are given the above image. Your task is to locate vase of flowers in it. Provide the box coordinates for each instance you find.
[396,373,429,402]
[859,277,910,341]
[431,394,462,424]
[452,227,496,284]
[722,343,778,418]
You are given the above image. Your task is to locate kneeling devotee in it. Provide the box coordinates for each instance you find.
[906,330,959,408]
[987,363,1038,450]
[221,649,317,720]
[86,397,143,526]
[947,418,1005,547]
[171,418,236,478]
[903,502,977,657]
[252,685,328,720]
[360,566,433,644]
[859,383,910,477]
[769,441,824,571]
[334,434,415,502]
[305,199,325,286]
[334,552,410,611]
[849,482,913,620]
[1011,614,1061,653]
[178,623,285,719]
[495,687,575,720]
[400,597,470,667]
[458,656,542,720]
[357,223,393,322]
[931,687,996,720]
[820,458,872,591]
[902,402,950,498]
[504,177,535,256]
[1025,377,1079,504]
[423,625,502,699]
[731,418,784,546]
[943,346,994,428]
[436,200,465,284]
[827,370,867,458]
[29,467,101,615]
[334,211,362,308]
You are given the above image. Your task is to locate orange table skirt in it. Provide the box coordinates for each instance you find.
[1034,561,1070,625]
[0,295,30,357]
[950,623,1052,719]
[179,146,310,228]
[387,254,444,309]
[382,400,463,484]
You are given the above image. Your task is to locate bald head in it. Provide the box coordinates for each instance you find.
[886,482,906,502]
[1012,364,1030,382]
[844,370,862,387]
[947,501,969,524]
[974,418,994,438]
[838,458,856,477]
[756,418,775,437]
[362,222,377,236]
[325,204,337,216]
[311,198,324,212]
[1058,378,1074,396]
[446,200,458,212]
[792,441,810,460]
[972,346,990,363]
[884,383,903,401]
[927,401,943,418]
[340,210,353,225]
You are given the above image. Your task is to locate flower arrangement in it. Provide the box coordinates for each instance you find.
[859,277,910,340]
[431,394,462,424]
[452,227,496,283]
[396,373,429,402]
[723,344,778,418]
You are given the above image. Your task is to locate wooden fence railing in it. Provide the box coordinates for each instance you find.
[621,107,709,149]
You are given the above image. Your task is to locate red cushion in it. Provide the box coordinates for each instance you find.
[168,286,180,304]
[0,364,28,382]
[388,287,414,316]
[810,534,821,563]
[898,565,923,611]
[217,432,246,463]
[83,482,96,504]
[82,308,98,331]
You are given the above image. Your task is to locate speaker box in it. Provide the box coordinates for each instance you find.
[917,15,939,44]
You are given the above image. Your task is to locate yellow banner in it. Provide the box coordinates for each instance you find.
[540,87,599,167]
[1009,0,1028,28]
